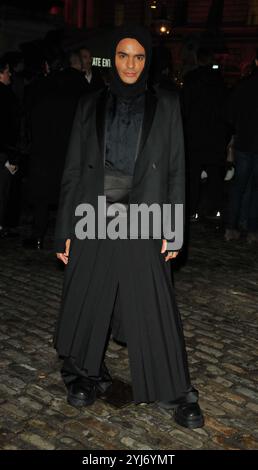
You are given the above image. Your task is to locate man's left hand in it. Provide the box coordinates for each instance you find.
[161,239,179,262]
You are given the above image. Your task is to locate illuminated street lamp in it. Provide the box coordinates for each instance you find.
[150,1,157,9]
[158,22,171,35]
[152,1,172,36]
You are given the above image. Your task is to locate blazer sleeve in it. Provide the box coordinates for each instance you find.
[166,95,185,249]
[53,99,83,252]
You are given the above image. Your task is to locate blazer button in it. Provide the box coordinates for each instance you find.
[152,162,157,169]
[88,164,94,169]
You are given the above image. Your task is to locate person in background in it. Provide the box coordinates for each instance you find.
[225,50,258,243]
[0,56,20,237]
[23,52,87,250]
[79,47,105,92]
[182,48,227,222]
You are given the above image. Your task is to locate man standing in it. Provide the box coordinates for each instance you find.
[79,47,105,92]
[23,52,86,250]
[225,51,258,243]
[54,26,204,429]
[0,57,19,236]
[183,48,227,221]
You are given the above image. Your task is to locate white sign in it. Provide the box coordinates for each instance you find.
[92,57,111,67]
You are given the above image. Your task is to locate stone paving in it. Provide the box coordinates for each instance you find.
[0,221,257,450]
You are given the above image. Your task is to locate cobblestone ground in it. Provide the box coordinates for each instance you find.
[0,222,257,450]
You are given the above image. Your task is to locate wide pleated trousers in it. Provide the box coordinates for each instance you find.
[54,237,191,403]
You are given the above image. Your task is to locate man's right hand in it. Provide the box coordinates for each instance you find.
[56,239,71,265]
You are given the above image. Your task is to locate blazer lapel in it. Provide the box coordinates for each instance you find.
[96,87,109,161]
[137,88,158,159]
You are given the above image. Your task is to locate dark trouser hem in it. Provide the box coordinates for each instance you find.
[60,356,111,388]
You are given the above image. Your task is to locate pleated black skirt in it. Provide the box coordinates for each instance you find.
[54,237,191,404]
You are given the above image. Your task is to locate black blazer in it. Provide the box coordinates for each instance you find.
[54,86,185,251]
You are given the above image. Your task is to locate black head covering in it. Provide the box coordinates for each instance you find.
[109,25,152,99]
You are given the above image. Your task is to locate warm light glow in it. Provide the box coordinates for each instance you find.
[160,26,166,32]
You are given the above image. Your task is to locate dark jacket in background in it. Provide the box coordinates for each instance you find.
[82,67,105,93]
[57,67,88,98]
[182,65,228,163]
[0,82,20,164]
[26,70,88,205]
[228,68,258,154]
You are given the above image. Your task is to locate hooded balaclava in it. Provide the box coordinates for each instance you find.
[109,24,152,99]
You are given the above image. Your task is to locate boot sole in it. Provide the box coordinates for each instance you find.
[67,385,109,408]
[67,394,96,408]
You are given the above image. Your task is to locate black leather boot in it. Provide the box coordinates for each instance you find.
[174,402,204,429]
[67,377,98,407]
[158,386,205,429]
[66,362,112,407]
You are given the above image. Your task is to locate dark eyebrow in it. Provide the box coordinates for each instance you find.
[116,51,145,57]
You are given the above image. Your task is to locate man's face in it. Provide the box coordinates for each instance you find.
[80,49,92,72]
[71,54,82,71]
[0,64,11,85]
[115,38,146,84]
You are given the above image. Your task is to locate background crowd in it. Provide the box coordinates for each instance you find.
[0,43,258,248]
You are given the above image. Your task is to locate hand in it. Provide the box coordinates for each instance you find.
[5,161,18,175]
[56,239,71,265]
[161,239,179,262]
